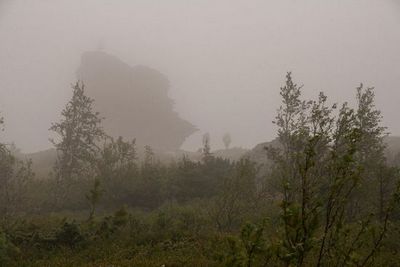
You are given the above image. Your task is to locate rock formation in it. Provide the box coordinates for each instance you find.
[76,51,197,151]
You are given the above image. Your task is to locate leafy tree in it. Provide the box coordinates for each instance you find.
[97,137,137,207]
[0,114,33,221]
[98,137,137,180]
[170,154,232,202]
[50,81,105,206]
[222,220,273,267]
[267,73,400,266]
[353,84,391,221]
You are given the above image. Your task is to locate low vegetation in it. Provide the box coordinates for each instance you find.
[1,73,400,266]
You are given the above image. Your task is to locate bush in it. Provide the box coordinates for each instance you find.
[0,230,19,265]
[55,221,85,249]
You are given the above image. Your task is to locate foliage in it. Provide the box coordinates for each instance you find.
[0,116,34,221]
[267,73,400,266]
[49,81,106,207]
[0,230,19,266]
[210,158,260,232]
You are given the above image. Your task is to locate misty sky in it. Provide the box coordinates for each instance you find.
[0,0,399,153]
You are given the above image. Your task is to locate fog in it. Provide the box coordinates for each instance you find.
[0,0,399,153]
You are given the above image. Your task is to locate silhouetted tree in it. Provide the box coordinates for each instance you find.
[202,133,212,162]
[223,133,232,149]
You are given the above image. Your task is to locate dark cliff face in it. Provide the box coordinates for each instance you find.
[77,51,197,151]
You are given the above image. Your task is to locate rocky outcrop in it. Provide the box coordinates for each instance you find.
[77,51,197,151]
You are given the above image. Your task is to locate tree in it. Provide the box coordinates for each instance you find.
[223,133,232,149]
[86,178,103,221]
[98,136,137,182]
[0,115,3,132]
[353,84,390,221]
[143,145,155,167]
[267,73,400,266]
[97,137,137,207]
[211,158,258,232]
[50,81,105,206]
[202,133,212,162]
[0,114,33,221]
[222,220,272,267]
